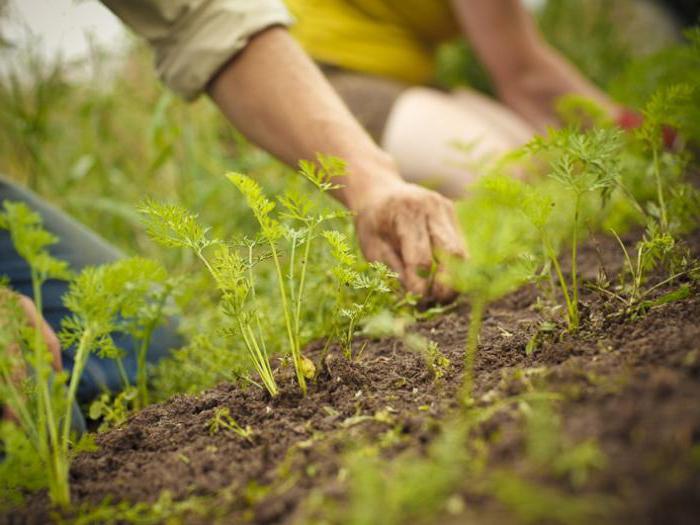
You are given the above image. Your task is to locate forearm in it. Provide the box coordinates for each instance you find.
[207,27,400,211]
[451,0,618,129]
[450,0,544,86]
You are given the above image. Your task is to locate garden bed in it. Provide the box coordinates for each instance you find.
[13,229,700,525]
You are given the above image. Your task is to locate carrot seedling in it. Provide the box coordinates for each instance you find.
[446,175,539,402]
[322,230,395,358]
[527,128,622,331]
[207,407,253,441]
[636,84,691,233]
[139,200,279,397]
[227,155,366,393]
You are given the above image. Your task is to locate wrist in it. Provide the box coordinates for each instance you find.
[333,151,404,212]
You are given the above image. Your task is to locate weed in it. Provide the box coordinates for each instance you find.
[88,387,137,432]
[207,407,253,441]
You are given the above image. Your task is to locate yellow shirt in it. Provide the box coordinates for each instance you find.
[285,0,459,84]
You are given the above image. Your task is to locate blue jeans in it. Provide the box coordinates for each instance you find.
[0,177,181,405]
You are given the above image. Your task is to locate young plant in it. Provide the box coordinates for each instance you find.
[446,175,539,402]
[227,155,354,393]
[61,257,177,411]
[207,406,253,441]
[139,200,279,397]
[227,154,366,395]
[0,202,75,506]
[88,388,137,432]
[227,175,310,393]
[1,201,178,505]
[635,84,692,233]
[592,223,700,318]
[526,127,622,331]
[322,230,395,358]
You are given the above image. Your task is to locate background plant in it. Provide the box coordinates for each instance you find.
[446,174,540,401]
[524,127,622,330]
[0,202,75,506]
[0,202,177,504]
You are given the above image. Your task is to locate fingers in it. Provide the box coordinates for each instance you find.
[423,203,462,302]
[395,212,433,297]
[356,183,467,303]
[428,197,467,259]
[18,295,62,372]
[359,234,405,277]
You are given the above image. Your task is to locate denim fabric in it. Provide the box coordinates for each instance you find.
[0,177,181,405]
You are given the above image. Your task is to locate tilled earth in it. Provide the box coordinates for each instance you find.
[7,230,700,525]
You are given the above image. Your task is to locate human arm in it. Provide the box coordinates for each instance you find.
[208,27,464,300]
[98,1,464,300]
[450,0,620,131]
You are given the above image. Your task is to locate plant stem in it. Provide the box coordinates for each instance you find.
[610,229,636,300]
[543,237,576,331]
[239,319,277,396]
[294,229,314,348]
[269,241,306,395]
[61,327,94,458]
[30,272,48,460]
[31,271,65,504]
[570,194,581,330]
[244,244,279,393]
[116,358,130,390]
[652,146,668,232]
[53,327,93,507]
[462,298,485,405]
[288,233,297,315]
[135,323,154,408]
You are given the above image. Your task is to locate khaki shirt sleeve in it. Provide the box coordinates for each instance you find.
[102,0,293,100]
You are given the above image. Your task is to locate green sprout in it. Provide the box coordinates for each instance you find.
[139,200,279,397]
[446,175,539,402]
[323,230,395,358]
[0,202,72,506]
[634,84,691,232]
[526,127,622,331]
[207,407,253,441]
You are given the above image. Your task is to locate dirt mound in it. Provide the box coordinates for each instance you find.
[9,231,700,525]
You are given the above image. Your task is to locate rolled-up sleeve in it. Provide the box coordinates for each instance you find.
[102,0,294,100]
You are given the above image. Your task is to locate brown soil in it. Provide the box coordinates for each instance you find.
[6,230,700,525]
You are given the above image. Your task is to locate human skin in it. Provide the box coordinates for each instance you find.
[2,25,466,419]
[451,0,620,132]
[383,0,622,196]
[2,294,62,421]
[208,26,465,301]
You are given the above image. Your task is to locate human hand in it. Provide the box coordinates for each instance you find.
[2,294,62,421]
[347,176,466,302]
